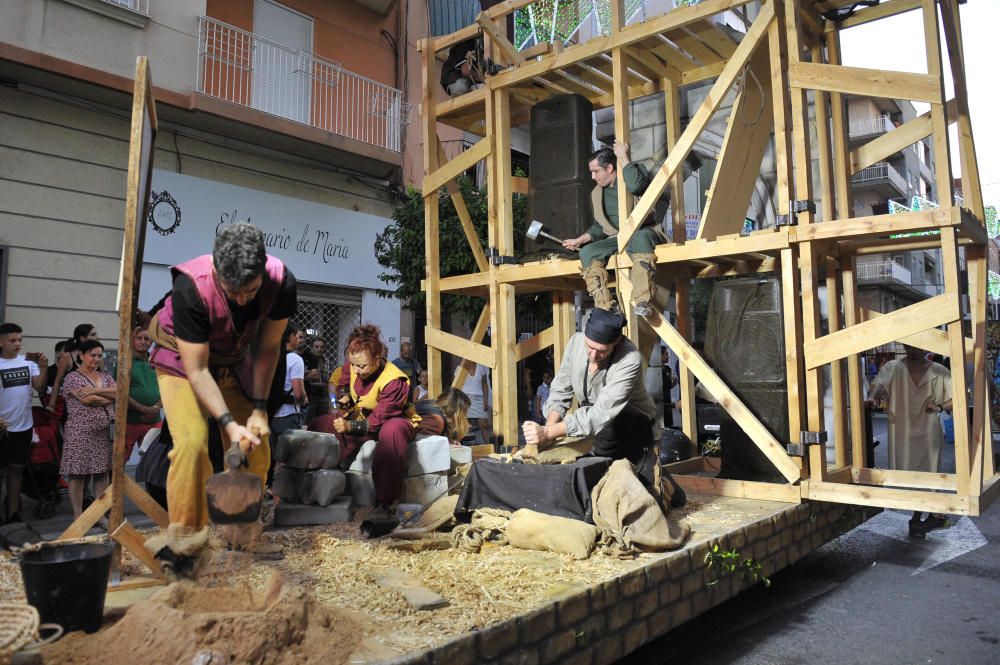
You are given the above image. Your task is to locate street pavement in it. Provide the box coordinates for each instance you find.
[623,414,1000,665]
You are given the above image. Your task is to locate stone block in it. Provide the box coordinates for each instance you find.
[691,590,710,616]
[667,551,691,577]
[556,592,590,628]
[275,430,341,469]
[540,629,576,664]
[590,579,618,612]
[300,469,347,506]
[622,621,648,656]
[647,608,671,638]
[645,559,669,586]
[347,471,377,507]
[573,614,605,649]
[272,466,301,502]
[519,606,557,645]
[606,600,634,631]
[274,496,353,527]
[347,440,378,474]
[449,445,473,465]
[407,435,452,476]
[635,590,658,619]
[500,650,539,665]
[591,635,622,665]
[431,634,478,665]
[403,472,449,505]
[480,620,521,660]
[619,569,646,597]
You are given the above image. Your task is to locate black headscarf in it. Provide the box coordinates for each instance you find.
[585,309,625,344]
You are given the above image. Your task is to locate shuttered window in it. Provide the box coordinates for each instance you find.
[251,0,314,124]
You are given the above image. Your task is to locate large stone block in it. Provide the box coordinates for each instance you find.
[273,496,353,527]
[300,469,347,506]
[449,445,473,465]
[347,440,378,474]
[347,470,377,507]
[272,466,302,502]
[407,435,451,476]
[275,430,341,469]
[403,472,449,505]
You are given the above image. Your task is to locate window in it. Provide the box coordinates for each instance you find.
[252,0,314,124]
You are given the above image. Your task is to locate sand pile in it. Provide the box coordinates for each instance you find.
[40,574,364,665]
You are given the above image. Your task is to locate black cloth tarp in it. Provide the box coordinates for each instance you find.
[456,456,613,523]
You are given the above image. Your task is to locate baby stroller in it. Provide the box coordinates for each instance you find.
[22,406,65,520]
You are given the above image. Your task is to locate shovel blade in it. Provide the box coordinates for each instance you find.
[206,469,263,524]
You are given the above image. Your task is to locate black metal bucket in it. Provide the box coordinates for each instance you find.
[19,542,113,633]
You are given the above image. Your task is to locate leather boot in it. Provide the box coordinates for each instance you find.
[581,260,614,311]
[630,253,658,317]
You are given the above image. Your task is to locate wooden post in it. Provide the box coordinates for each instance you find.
[420,39,444,398]
[611,0,636,335]
[825,25,852,220]
[841,257,867,468]
[826,257,847,468]
[60,57,166,587]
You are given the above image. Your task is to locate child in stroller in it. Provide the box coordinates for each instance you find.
[22,406,65,520]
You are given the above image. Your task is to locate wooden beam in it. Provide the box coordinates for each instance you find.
[58,491,112,540]
[788,62,941,103]
[620,2,775,247]
[698,44,773,239]
[842,258,867,467]
[514,326,555,361]
[476,13,524,66]
[792,208,951,242]
[806,480,970,515]
[836,0,922,30]
[781,247,805,451]
[803,293,960,370]
[644,309,802,484]
[852,467,957,491]
[111,522,167,581]
[673,475,801,502]
[423,136,492,195]
[123,475,169,529]
[850,99,957,173]
[453,306,491,389]
[426,327,494,368]
[437,144,490,273]
[421,39,442,396]
[434,87,488,122]
[487,0,756,91]
[858,307,954,357]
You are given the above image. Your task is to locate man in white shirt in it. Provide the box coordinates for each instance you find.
[0,323,47,523]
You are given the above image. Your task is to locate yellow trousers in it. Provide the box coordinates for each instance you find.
[157,369,270,530]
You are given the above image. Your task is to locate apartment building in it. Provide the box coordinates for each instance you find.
[0,0,428,363]
[846,96,944,315]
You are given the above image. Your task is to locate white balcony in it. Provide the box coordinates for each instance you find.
[849,115,893,138]
[196,16,410,153]
[852,161,909,198]
[857,260,912,286]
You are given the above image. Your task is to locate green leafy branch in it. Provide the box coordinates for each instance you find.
[704,544,771,588]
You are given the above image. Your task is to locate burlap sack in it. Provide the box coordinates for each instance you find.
[591,459,690,554]
[506,509,599,560]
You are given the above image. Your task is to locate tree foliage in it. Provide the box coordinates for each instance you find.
[375,176,539,327]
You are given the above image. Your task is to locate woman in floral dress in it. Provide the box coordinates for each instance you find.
[60,339,117,518]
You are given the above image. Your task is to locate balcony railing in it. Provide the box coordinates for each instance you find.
[849,115,893,138]
[196,16,410,153]
[857,260,912,285]
[852,161,909,196]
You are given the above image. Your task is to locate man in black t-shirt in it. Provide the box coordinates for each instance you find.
[301,337,328,420]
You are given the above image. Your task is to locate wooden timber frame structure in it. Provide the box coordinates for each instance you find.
[419,0,999,516]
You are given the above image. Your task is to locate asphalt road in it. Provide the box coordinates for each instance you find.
[623,415,1000,665]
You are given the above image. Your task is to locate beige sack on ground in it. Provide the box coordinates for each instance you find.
[591,459,690,553]
[505,509,599,560]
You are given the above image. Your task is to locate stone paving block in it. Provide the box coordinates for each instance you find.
[573,614,605,649]
[480,620,521,660]
[590,579,618,611]
[347,471,377,507]
[591,634,622,665]
[274,496,353,527]
[540,629,576,664]
[275,430,341,469]
[403,472,449,504]
[606,600,634,631]
[622,621,648,656]
[556,592,589,628]
[518,606,556,645]
[407,435,451,476]
[272,466,301,502]
[300,469,347,506]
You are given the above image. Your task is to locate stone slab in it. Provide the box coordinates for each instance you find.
[271,466,302,502]
[347,470,377,507]
[347,440,378,475]
[273,496,354,527]
[402,472,449,505]
[407,435,451,476]
[301,469,348,506]
[275,430,341,469]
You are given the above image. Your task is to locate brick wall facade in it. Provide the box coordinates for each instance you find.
[386,501,872,665]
